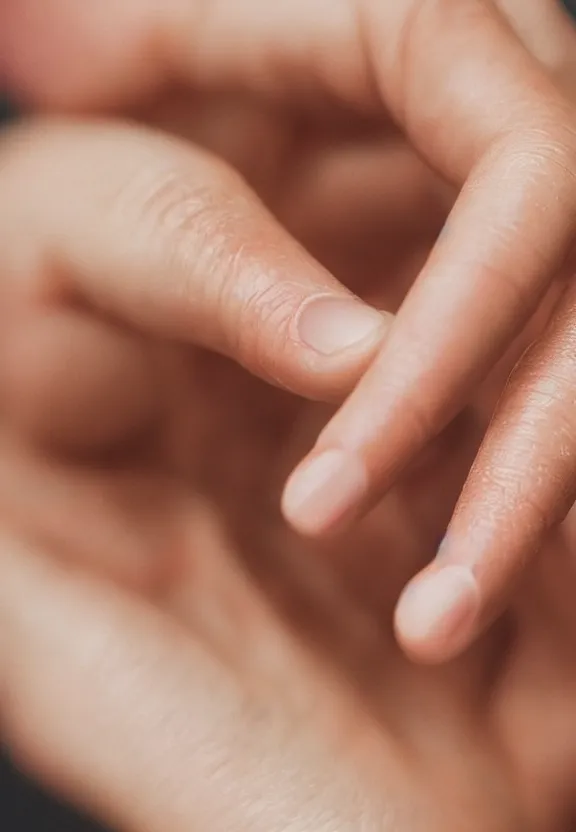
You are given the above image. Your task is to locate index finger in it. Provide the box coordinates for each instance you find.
[282,0,576,535]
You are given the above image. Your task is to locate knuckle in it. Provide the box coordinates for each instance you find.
[514,111,576,189]
[478,113,576,312]
[112,150,239,252]
[112,142,301,370]
[464,453,549,549]
[363,0,489,126]
[230,276,305,376]
[110,146,254,304]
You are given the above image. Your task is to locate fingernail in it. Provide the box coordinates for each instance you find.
[282,449,367,536]
[297,297,385,356]
[396,566,479,658]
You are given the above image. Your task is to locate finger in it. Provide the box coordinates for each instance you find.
[0,305,159,454]
[0,0,165,111]
[2,0,575,119]
[0,529,405,832]
[2,0,575,118]
[395,279,576,662]
[282,0,576,536]
[0,119,390,402]
[0,0,397,117]
[497,0,576,91]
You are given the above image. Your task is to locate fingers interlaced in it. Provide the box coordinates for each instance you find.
[4,0,576,669]
[280,0,576,664]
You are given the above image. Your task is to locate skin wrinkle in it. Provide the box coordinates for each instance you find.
[379,0,492,147]
[443,277,576,640]
[167,0,378,113]
[4,1,576,828]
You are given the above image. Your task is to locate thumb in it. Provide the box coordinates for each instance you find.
[0,119,390,405]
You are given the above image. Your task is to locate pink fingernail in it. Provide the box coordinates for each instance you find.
[396,566,479,659]
[282,449,367,536]
[297,297,385,356]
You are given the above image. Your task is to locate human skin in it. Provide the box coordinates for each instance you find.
[1,111,576,831]
[4,0,576,664]
[3,115,576,830]
[2,2,576,829]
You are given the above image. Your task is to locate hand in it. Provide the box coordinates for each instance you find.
[0,93,444,828]
[3,107,576,830]
[8,411,576,832]
[5,0,576,663]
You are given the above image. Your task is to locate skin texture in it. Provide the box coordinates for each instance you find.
[5,0,576,662]
[3,1,576,829]
[3,114,576,830]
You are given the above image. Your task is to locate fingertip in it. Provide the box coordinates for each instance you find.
[281,449,367,537]
[247,293,391,403]
[243,294,390,404]
[394,565,480,664]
